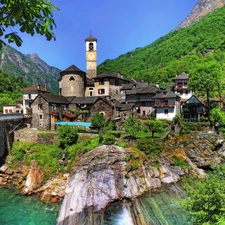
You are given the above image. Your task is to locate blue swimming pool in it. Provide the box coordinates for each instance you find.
[54,121,92,127]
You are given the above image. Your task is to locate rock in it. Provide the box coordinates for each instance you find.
[0,165,8,173]
[51,198,58,203]
[56,145,185,225]
[23,160,44,195]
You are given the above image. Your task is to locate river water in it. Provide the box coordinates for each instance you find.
[0,187,60,225]
[0,185,191,225]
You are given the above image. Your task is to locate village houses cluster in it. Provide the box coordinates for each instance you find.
[3,35,206,130]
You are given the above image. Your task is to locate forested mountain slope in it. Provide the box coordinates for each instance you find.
[97,6,225,86]
[0,45,60,93]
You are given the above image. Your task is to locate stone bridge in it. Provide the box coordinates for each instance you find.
[0,114,29,165]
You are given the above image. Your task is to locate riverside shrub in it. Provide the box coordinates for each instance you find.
[137,139,162,157]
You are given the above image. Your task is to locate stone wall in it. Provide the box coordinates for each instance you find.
[14,129,58,145]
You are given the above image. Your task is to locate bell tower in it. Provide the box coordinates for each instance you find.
[85,34,97,79]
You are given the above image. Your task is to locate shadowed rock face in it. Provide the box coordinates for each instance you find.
[177,0,225,29]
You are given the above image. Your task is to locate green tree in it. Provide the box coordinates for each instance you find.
[181,168,225,225]
[146,120,163,138]
[57,125,78,149]
[189,60,223,119]
[0,0,59,49]
[210,108,225,131]
[123,116,142,139]
[91,113,106,132]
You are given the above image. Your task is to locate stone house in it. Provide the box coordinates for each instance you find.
[22,85,49,115]
[31,93,72,130]
[123,82,161,117]
[153,90,181,121]
[182,95,205,121]
[92,72,132,100]
[114,102,136,121]
[171,72,192,102]
[69,96,114,121]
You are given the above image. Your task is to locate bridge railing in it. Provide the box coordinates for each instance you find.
[0,114,24,121]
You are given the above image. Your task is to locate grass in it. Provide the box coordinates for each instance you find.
[10,136,100,179]
[136,131,167,139]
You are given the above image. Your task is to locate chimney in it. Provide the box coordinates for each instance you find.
[37,84,40,89]
[156,82,160,88]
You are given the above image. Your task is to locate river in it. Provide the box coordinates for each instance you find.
[0,184,191,225]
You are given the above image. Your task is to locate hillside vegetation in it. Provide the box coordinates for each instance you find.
[98,6,225,87]
[0,71,28,111]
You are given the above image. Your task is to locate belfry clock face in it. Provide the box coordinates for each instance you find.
[86,52,96,61]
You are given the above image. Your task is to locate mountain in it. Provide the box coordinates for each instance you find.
[97,4,225,88]
[0,45,60,93]
[177,0,225,29]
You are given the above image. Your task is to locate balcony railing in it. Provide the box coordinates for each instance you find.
[153,104,175,108]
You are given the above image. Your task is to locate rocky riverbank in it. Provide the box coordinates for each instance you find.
[0,130,225,225]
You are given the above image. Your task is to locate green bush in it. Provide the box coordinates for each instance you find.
[57,125,78,149]
[103,133,115,145]
[136,139,162,157]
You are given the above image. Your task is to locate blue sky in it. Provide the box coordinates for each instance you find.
[10,0,198,71]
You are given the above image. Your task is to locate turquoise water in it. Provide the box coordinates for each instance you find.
[0,185,190,225]
[0,187,60,225]
[54,121,92,127]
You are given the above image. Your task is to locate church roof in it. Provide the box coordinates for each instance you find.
[85,35,97,42]
[60,65,85,76]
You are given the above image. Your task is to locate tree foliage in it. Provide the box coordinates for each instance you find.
[210,107,225,130]
[189,60,223,117]
[181,168,225,225]
[57,125,78,149]
[0,0,59,49]
[123,116,142,139]
[0,70,28,112]
[91,113,106,132]
[146,120,163,138]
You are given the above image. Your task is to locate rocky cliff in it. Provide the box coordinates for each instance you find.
[56,131,225,225]
[177,0,225,29]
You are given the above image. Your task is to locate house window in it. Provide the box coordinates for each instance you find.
[38,104,43,111]
[9,109,12,113]
[39,114,43,119]
[90,91,93,96]
[98,89,105,94]
[5,109,8,114]
[164,109,168,114]
[185,90,189,95]
[161,99,165,103]
[28,94,31,99]
[69,76,75,81]
[115,80,119,85]
[116,90,119,95]
[99,79,104,85]
[52,105,56,110]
